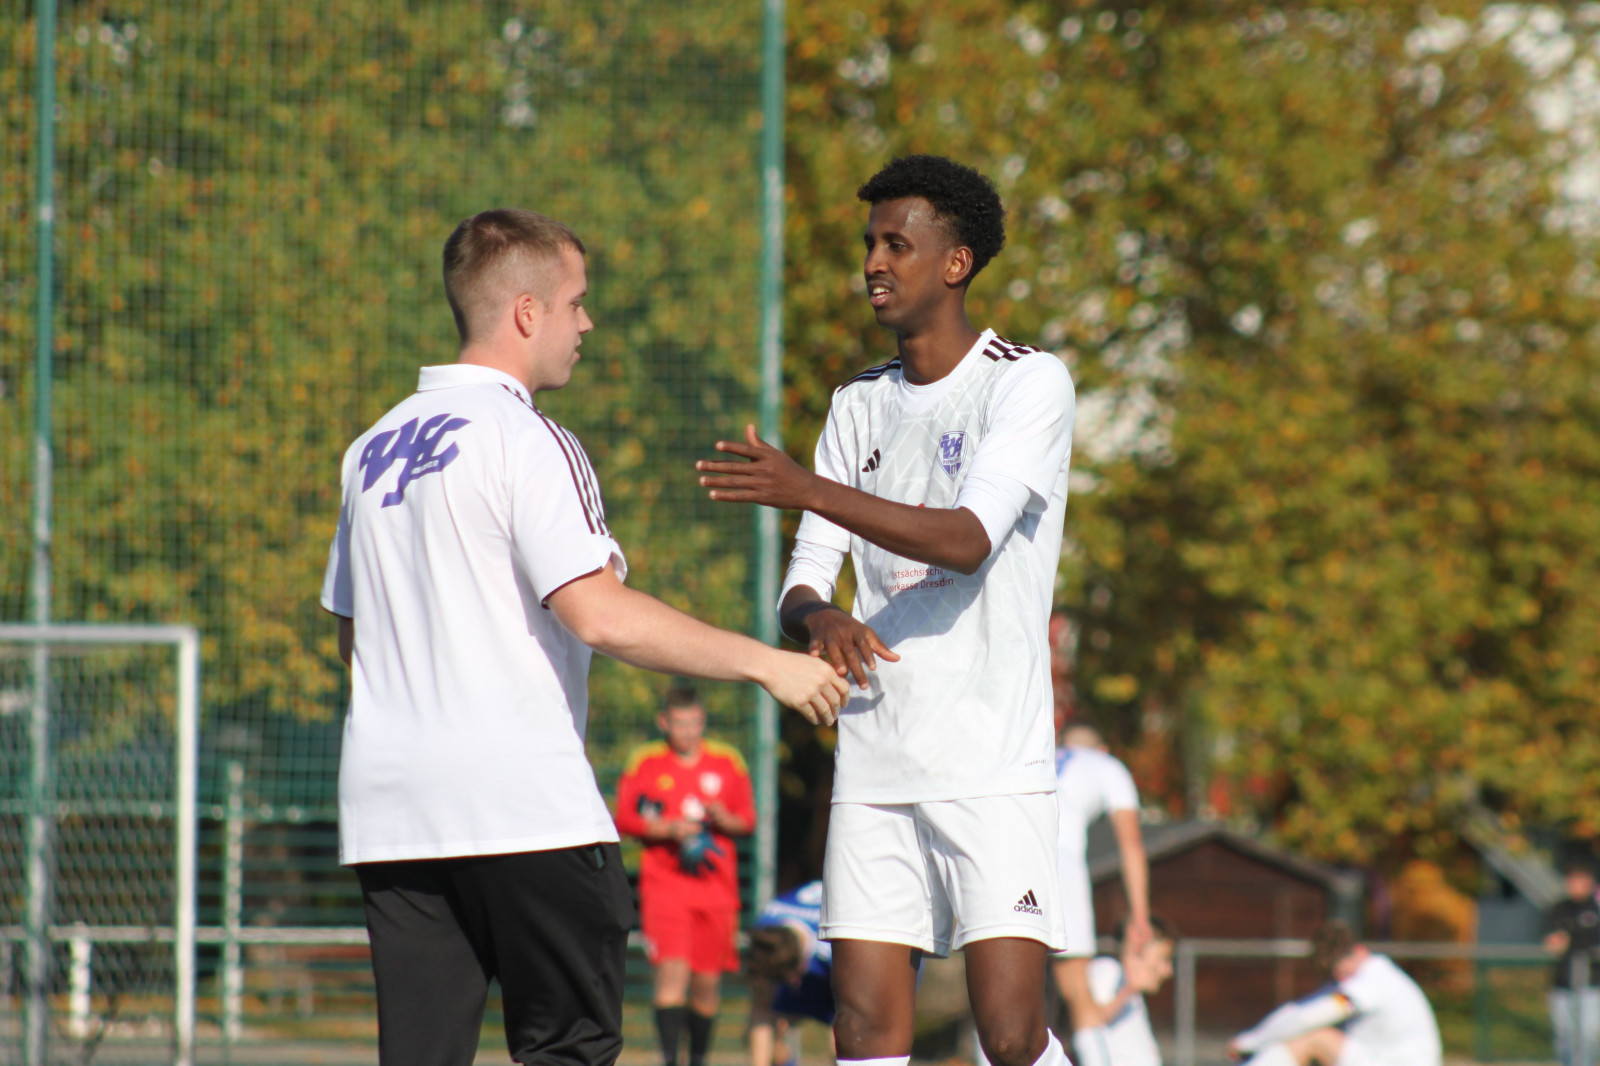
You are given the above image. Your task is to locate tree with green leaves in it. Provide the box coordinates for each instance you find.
[780,1,1600,869]
[1,0,770,798]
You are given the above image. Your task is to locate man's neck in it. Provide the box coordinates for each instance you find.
[893,306,981,385]
[672,745,702,765]
[458,344,535,395]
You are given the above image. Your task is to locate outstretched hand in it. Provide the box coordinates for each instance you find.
[803,605,900,690]
[696,425,816,510]
[758,650,850,727]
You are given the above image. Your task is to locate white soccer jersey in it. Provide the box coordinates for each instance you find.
[1056,746,1140,866]
[781,329,1075,803]
[1339,954,1443,1065]
[321,363,624,864]
[1055,746,1140,955]
[1077,956,1161,1066]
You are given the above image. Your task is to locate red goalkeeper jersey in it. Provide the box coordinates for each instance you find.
[614,740,754,911]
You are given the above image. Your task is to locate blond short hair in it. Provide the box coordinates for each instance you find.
[442,209,585,343]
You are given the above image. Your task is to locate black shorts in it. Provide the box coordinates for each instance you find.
[356,842,635,1066]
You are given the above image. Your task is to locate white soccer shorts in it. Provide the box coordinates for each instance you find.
[1052,856,1096,959]
[820,793,1067,957]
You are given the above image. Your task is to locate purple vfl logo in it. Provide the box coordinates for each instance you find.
[359,413,471,507]
[938,431,966,477]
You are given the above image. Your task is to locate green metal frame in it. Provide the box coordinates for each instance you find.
[27,3,58,1064]
[752,0,785,910]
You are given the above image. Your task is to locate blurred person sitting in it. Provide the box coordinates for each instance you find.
[1071,917,1177,1066]
[615,685,755,1066]
[1545,858,1600,1066]
[746,881,834,1066]
[1228,921,1441,1066]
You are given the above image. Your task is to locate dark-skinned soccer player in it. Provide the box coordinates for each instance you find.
[696,156,1078,1066]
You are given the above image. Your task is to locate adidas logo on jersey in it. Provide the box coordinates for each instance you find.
[1013,890,1043,916]
[861,448,881,473]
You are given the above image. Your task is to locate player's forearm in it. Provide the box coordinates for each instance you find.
[802,475,991,574]
[553,572,787,686]
[748,1021,776,1066]
[1097,984,1137,1022]
[1124,847,1150,923]
[1112,811,1150,922]
[1234,994,1352,1052]
[779,585,840,643]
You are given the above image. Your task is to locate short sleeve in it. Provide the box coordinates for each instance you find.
[965,355,1076,510]
[795,404,853,553]
[1338,968,1382,1014]
[510,416,627,603]
[1102,757,1140,812]
[320,472,354,618]
[1087,956,1124,1004]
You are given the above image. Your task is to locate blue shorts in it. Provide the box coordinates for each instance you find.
[771,970,834,1025]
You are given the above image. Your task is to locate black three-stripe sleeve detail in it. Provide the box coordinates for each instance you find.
[498,384,611,535]
[556,423,611,537]
[983,336,1042,362]
[838,360,901,389]
[536,412,606,536]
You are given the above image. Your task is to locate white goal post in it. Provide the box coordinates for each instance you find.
[0,623,199,1066]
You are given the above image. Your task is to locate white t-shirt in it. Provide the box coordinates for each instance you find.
[1234,954,1442,1066]
[321,364,625,864]
[1340,954,1443,1065]
[1080,956,1161,1066]
[1056,746,1140,869]
[780,330,1075,803]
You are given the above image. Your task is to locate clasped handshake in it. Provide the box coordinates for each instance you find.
[694,425,901,729]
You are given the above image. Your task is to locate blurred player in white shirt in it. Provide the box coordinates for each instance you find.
[1073,918,1176,1066]
[1053,725,1150,1043]
[1229,922,1442,1066]
[696,155,1076,1066]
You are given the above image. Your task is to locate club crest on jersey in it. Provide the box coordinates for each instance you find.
[360,413,471,508]
[937,431,966,478]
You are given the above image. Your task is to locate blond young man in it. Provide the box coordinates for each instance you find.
[322,209,845,1066]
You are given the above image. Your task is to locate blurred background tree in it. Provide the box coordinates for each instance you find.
[5,0,1599,874]
[780,1,1600,872]
[1,0,768,796]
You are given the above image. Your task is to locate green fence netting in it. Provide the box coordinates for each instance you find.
[2,1,770,1059]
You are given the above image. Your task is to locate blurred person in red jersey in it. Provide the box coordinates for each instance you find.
[616,685,755,1066]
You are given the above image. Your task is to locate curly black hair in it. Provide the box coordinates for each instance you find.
[857,155,1006,279]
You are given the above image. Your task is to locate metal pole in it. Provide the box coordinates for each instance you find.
[25,2,59,1063]
[1175,939,1196,1066]
[222,760,246,1044]
[752,0,785,911]
[175,630,200,1066]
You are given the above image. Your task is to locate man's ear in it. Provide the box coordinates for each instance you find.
[513,292,540,337]
[945,246,974,287]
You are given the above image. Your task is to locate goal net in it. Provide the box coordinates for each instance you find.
[0,624,198,1066]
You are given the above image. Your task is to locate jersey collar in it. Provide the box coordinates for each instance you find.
[417,363,533,406]
[897,328,996,398]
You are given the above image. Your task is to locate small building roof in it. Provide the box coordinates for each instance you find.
[1087,817,1364,903]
